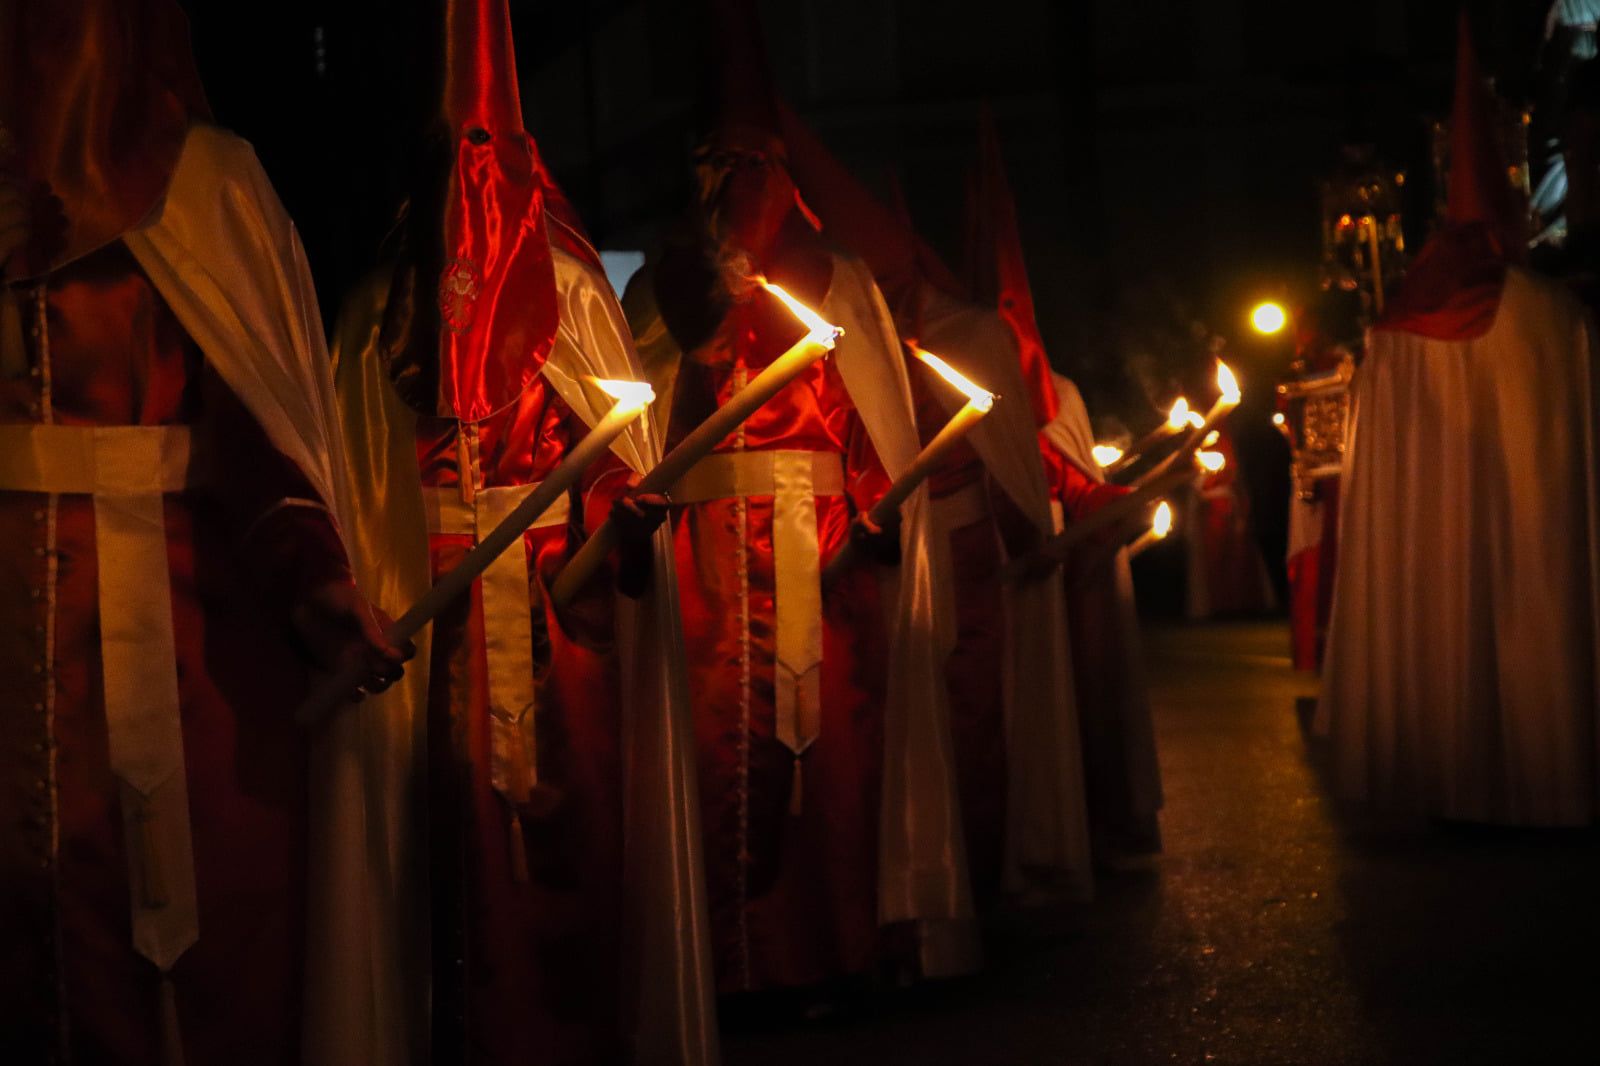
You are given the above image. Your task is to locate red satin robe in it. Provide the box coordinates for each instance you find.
[415,376,632,1066]
[1187,432,1275,617]
[0,244,349,1065]
[666,298,892,994]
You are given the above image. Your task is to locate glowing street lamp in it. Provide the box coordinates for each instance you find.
[1251,301,1288,336]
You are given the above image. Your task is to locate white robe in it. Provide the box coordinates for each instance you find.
[1044,373,1163,845]
[1316,268,1600,825]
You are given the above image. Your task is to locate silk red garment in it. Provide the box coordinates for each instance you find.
[1288,483,1340,672]
[413,375,635,1065]
[1375,223,1507,342]
[0,0,208,280]
[385,0,561,423]
[659,278,895,993]
[0,243,347,1064]
[1184,432,1276,617]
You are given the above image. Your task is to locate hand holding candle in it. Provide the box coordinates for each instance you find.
[1131,360,1241,490]
[1126,500,1175,560]
[549,279,843,607]
[1103,397,1193,479]
[823,349,996,584]
[1004,455,1203,582]
[298,378,656,727]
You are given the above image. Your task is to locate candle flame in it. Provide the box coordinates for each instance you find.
[1202,430,1220,447]
[759,278,843,349]
[1152,501,1174,538]
[1187,411,1206,430]
[1216,360,1241,405]
[593,378,656,413]
[1165,398,1191,431]
[1198,450,1226,473]
[915,349,996,413]
[1092,444,1125,467]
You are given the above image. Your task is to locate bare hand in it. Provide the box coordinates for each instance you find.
[292,581,415,702]
[611,479,671,598]
[850,509,902,565]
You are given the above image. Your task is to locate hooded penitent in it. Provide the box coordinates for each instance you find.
[380,0,560,422]
[2,4,376,1065]
[315,3,720,1063]
[1316,10,1600,826]
[0,0,209,280]
[626,0,977,989]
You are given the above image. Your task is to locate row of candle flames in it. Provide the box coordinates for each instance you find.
[309,279,1242,722]
[590,281,1239,578]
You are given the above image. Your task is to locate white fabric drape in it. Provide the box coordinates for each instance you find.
[118,123,427,1063]
[541,251,720,1066]
[1316,268,1600,825]
[913,289,1094,898]
[1045,373,1163,841]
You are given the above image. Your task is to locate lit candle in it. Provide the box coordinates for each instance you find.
[1132,360,1240,490]
[1103,397,1191,478]
[1091,443,1125,469]
[549,280,843,607]
[1126,500,1174,560]
[1003,456,1202,581]
[299,378,657,727]
[822,348,996,584]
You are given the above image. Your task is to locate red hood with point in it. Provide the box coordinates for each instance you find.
[422,0,560,422]
[1378,12,1524,341]
[1,0,208,281]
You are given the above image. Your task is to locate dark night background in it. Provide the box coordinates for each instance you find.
[180,0,1557,606]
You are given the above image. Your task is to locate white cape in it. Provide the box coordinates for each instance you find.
[1316,268,1600,825]
[1045,373,1162,847]
[914,290,1095,898]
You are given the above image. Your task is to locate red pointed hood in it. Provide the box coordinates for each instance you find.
[779,102,952,328]
[966,107,1058,425]
[395,0,559,422]
[1445,10,1524,254]
[689,0,808,284]
[1,0,208,281]
[1378,13,1522,341]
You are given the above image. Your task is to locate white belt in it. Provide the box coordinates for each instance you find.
[672,450,844,760]
[0,423,198,976]
[424,483,570,807]
[932,480,990,534]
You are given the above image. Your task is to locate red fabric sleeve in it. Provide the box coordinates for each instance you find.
[199,371,354,623]
[1039,436,1128,521]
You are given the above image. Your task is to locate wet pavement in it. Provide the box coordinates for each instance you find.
[721,621,1600,1065]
